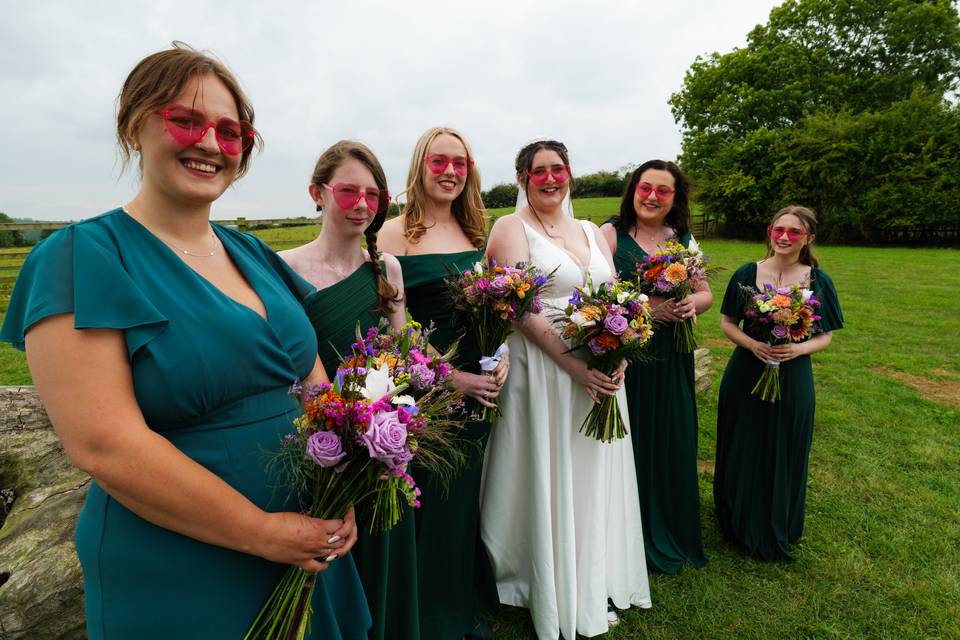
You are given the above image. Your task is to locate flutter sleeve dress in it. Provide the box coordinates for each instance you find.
[713,262,843,560]
[0,208,372,639]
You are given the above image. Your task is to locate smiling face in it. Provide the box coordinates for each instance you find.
[632,168,676,227]
[310,157,380,237]
[767,212,812,258]
[421,133,468,205]
[134,73,241,208]
[524,148,569,211]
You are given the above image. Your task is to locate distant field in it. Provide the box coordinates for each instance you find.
[1,207,958,638]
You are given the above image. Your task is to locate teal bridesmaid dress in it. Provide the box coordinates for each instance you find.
[606,223,708,574]
[713,262,844,560]
[0,209,372,639]
[396,250,498,640]
[303,261,421,640]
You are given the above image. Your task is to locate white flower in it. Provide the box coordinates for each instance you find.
[801,288,813,303]
[570,311,596,328]
[473,261,485,273]
[391,394,416,406]
[616,291,632,304]
[638,293,649,303]
[688,238,701,254]
[362,363,395,402]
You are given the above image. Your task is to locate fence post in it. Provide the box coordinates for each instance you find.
[236,217,247,233]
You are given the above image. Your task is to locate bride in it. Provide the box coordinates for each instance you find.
[480,140,651,639]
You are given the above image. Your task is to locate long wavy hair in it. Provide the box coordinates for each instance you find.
[400,127,486,248]
[614,160,692,239]
[310,140,401,314]
[765,205,819,267]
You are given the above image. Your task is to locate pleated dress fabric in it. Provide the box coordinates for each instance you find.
[606,224,708,574]
[395,249,499,640]
[302,260,420,640]
[480,220,651,640]
[713,262,843,560]
[0,209,371,639]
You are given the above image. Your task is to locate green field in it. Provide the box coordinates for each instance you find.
[0,211,958,638]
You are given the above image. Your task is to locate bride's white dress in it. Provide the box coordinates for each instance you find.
[480,219,651,639]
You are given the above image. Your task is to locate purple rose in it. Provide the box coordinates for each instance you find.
[306,431,346,468]
[603,313,629,335]
[771,325,789,340]
[409,363,437,390]
[489,275,511,295]
[363,410,409,468]
[588,337,607,356]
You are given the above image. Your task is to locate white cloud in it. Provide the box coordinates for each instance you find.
[1,0,780,220]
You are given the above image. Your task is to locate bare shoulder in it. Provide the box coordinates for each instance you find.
[489,213,524,236]
[379,252,403,283]
[599,222,618,252]
[276,243,311,271]
[378,217,407,255]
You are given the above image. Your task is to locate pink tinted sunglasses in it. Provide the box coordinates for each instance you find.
[323,183,391,213]
[527,164,570,186]
[155,105,256,156]
[635,182,676,201]
[424,154,473,177]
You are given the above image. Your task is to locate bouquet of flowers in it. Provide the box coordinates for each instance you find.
[446,259,552,421]
[741,283,822,402]
[244,321,463,640]
[634,239,710,352]
[558,278,655,442]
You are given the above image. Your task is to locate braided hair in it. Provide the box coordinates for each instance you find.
[310,140,401,314]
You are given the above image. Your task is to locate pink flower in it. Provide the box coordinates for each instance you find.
[306,431,346,468]
[362,409,409,468]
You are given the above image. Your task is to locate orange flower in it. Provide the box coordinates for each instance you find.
[644,264,665,282]
[596,332,620,350]
[580,305,603,321]
[664,263,688,285]
[771,294,792,308]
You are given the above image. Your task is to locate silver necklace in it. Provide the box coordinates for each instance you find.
[124,205,217,258]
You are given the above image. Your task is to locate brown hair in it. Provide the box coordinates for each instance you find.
[116,42,263,179]
[766,205,819,267]
[616,160,692,239]
[310,140,401,314]
[514,139,575,216]
[400,127,486,248]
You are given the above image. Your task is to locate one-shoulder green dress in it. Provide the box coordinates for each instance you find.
[714,262,843,560]
[606,223,708,574]
[395,250,498,640]
[0,209,371,640]
[302,261,420,640]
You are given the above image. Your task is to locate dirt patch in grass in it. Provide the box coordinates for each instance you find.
[703,338,730,349]
[872,366,960,409]
[698,460,715,475]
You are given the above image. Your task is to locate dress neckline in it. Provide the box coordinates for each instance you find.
[520,219,593,282]
[119,208,271,323]
[752,261,814,291]
[305,261,374,299]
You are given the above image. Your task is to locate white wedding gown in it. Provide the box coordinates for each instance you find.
[480,219,651,639]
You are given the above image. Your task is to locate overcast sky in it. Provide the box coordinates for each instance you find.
[2,1,781,221]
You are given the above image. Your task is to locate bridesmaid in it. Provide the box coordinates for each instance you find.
[713,205,843,560]
[600,160,711,574]
[378,126,506,640]
[278,140,415,639]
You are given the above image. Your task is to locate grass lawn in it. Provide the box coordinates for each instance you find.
[0,217,957,638]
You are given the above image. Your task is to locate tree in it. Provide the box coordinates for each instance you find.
[0,211,26,248]
[670,0,960,240]
[482,183,519,209]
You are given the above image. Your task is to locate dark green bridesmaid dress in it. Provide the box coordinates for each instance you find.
[0,209,371,640]
[395,250,498,640]
[713,262,843,560]
[302,261,420,640]
[605,223,708,574]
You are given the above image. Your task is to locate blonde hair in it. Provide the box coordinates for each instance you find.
[766,205,820,267]
[310,140,401,314]
[116,42,263,179]
[400,127,486,248]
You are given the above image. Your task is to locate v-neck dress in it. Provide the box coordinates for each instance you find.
[302,261,420,640]
[606,223,709,574]
[714,262,844,560]
[0,208,371,640]
[480,220,651,640]
[395,249,499,640]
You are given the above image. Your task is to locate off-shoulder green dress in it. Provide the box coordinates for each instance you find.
[302,261,420,640]
[606,223,708,574]
[395,250,498,640]
[0,209,371,639]
[713,263,843,560]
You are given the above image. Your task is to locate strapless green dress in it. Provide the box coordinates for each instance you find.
[396,250,498,640]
